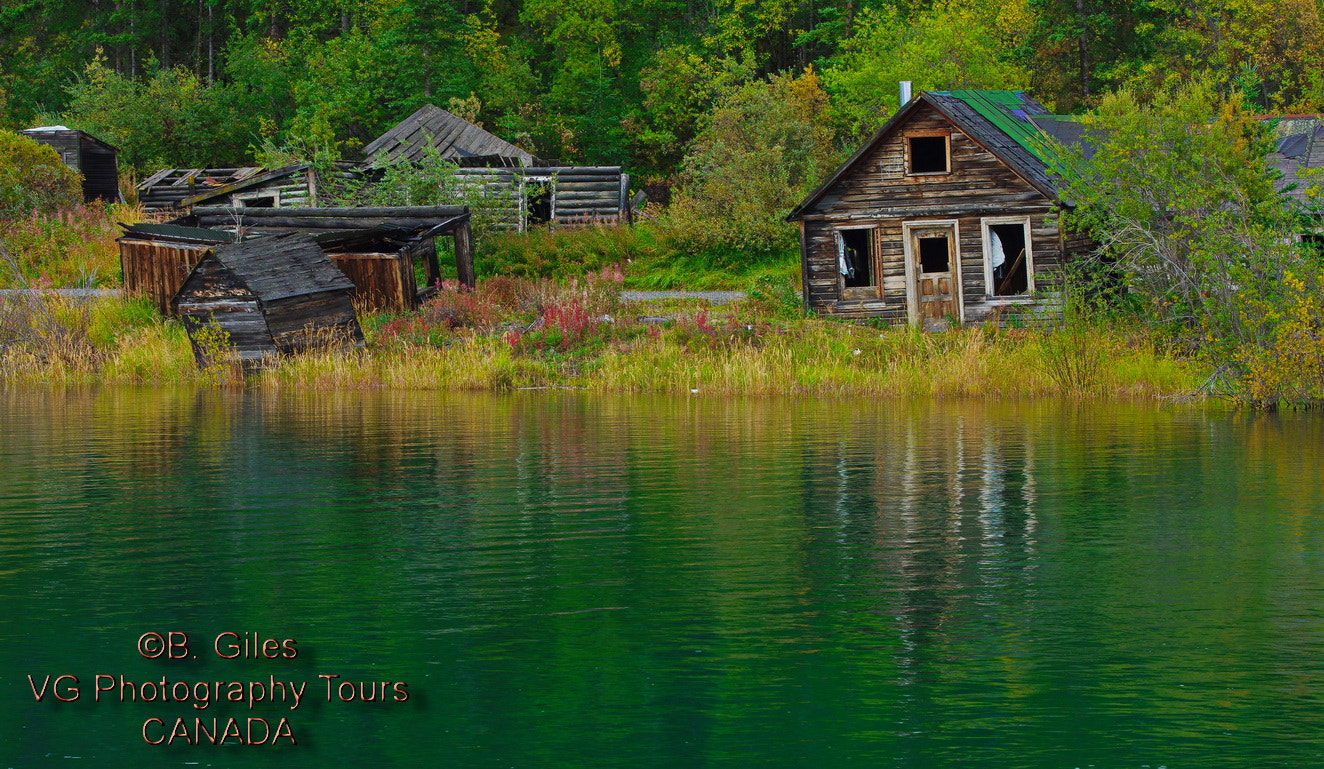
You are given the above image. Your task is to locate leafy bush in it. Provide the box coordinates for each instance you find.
[0,131,81,221]
[666,67,839,259]
[0,201,138,287]
[60,57,262,170]
[1052,78,1322,405]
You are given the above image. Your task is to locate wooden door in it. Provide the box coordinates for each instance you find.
[909,225,958,328]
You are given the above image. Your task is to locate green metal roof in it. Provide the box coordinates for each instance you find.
[930,89,1057,162]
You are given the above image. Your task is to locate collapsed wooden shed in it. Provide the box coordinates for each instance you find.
[117,223,241,314]
[172,232,363,367]
[136,163,362,212]
[187,205,474,307]
[20,127,120,202]
[119,206,474,313]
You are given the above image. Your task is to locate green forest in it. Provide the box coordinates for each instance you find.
[2,0,1321,181]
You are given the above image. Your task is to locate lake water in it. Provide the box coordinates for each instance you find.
[1,390,1323,767]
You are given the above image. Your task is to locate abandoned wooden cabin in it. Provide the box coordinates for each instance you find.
[137,162,362,212]
[178,205,472,308]
[787,90,1089,328]
[364,106,635,230]
[364,104,537,167]
[172,232,363,367]
[20,127,119,202]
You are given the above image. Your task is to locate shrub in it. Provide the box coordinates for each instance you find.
[667,67,839,259]
[0,131,81,222]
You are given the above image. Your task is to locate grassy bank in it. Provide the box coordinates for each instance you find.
[0,281,1202,398]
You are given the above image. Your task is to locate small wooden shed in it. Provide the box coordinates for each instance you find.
[121,206,475,314]
[171,232,364,366]
[20,127,119,202]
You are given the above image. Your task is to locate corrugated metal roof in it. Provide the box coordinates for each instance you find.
[363,105,535,166]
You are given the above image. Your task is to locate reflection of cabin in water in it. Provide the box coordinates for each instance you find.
[20,127,120,202]
[787,90,1091,328]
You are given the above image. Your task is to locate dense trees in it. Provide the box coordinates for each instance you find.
[3,0,1322,180]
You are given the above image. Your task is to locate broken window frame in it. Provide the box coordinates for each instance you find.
[835,225,880,298]
[905,131,951,176]
[980,216,1035,299]
[233,190,279,208]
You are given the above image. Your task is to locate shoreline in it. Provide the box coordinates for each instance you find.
[0,291,1203,399]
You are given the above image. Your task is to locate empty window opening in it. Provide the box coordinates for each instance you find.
[838,229,874,288]
[239,195,276,208]
[988,223,1029,295]
[909,136,948,173]
[918,236,950,273]
[527,182,552,225]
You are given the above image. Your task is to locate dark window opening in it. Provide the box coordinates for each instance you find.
[909,136,948,173]
[839,229,874,288]
[527,182,552,225]
[918,236,950,273]
[988,223,1028,295]
[241,196,276,208]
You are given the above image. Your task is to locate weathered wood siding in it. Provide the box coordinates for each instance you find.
[264,292,365,353]
[449,167,628,230]
[799,103,1064,324]
[328,251,415,311]
[118,238,210,314]
[22,130,119,202]
[174,257,273,363]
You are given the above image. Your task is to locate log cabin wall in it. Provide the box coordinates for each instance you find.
[795,99,1067,325]
[449,167,628,230]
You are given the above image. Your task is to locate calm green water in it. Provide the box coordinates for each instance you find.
[2,390,1323,768]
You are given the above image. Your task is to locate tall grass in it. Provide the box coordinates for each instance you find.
[0,278,1202,399]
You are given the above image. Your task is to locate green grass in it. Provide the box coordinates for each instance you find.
[0,286,1204,399]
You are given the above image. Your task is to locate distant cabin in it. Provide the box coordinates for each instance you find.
[171,232,364,367]
[137,163,366,211]
[21,127,119,203]
[364,105,635,230]
[787,90,1090,328]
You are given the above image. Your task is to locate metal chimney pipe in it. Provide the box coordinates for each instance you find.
[899,81,913,105]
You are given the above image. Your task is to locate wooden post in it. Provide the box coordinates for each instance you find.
[453,221,475,288]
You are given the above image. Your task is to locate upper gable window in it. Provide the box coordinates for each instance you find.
[907,134,949,174]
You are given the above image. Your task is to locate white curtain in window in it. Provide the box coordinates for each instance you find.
[989,228,1006,269]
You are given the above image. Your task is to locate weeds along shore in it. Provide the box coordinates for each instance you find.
[0,273,1200,398]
